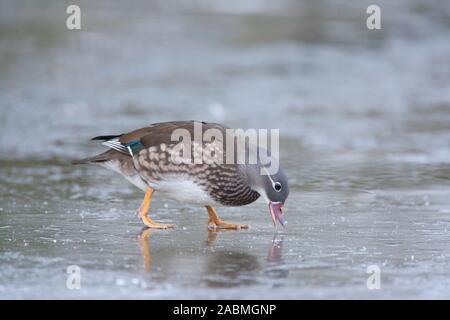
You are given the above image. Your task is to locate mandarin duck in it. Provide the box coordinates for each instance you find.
[74,121,289,229]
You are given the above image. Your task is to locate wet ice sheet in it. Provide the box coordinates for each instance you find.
[1,0,450,299]
[1,155,449,299]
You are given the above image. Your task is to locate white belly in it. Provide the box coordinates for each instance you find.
[155,177,216,205]
[100,161,215,205]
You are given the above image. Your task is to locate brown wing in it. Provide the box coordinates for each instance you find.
[119,120,228,148]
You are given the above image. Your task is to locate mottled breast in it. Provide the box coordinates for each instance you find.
[132,142,260,206]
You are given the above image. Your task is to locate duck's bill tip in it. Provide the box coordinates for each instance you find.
[269,202,287,228]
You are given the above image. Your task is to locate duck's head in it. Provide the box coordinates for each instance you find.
[246,165,290,227]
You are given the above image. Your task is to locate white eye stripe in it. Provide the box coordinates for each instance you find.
[262,167,275,183]
[262,167,282,192]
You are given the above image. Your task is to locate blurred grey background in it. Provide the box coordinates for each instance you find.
[1,0,449,160]
[1,0,450,299]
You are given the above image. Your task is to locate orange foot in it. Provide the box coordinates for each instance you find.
[137,187,174,229]
[205,206,249,230]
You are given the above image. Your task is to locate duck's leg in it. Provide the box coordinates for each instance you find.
[205,205,248,230]
[137,187,173,229]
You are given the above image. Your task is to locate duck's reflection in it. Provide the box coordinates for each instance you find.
[137,228,154,272]
[137,228,288,286]
[264,235,289,279]
[267,235,284,263]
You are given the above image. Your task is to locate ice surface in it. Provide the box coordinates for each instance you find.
[1,0,450,299]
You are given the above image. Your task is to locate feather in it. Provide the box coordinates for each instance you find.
[101,138,130,155]
[72,149,124,164]
[91,134,122,141]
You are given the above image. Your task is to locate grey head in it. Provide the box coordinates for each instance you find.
[243,162,290,227]
[260,167,289,205]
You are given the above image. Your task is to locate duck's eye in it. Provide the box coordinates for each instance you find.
[274,182,282,192]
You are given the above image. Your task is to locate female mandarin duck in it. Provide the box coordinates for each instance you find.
[74,121,289,229]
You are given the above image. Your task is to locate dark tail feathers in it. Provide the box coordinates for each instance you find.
[72,135,123,164]
[72,150,116,165]
[91,134,122,141]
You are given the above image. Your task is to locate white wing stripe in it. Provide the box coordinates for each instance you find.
[102,139,129,154]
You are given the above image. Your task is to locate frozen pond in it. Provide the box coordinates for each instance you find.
[1,0,450,299]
